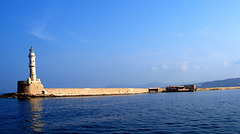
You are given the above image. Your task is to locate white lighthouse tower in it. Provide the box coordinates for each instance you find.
[28,46,37,81]
[17,46,45,94]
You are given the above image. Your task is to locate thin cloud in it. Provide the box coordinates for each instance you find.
[181,61,188,72]
[28,21,55,41]
[224,60,228,67]
[162,64,168,70]
[67,31,88,43]
[176,33,184,37]
[152,66,157,71]
[197,27,214,37]
[194,65,200,70]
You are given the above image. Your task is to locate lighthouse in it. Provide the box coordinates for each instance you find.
[17,46,45,94]
[28,46,37,81]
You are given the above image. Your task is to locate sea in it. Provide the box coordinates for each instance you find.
[1,89,240,133]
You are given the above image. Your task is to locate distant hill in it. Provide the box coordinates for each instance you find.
[196,78,240,88]
[106,78,240,88]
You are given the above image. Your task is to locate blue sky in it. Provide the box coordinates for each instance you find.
[1,0,240,92]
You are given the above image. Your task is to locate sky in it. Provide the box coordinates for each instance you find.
[1,0,240,92]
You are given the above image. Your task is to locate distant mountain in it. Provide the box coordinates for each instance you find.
[106,77,240,88]
[196,78,240,88]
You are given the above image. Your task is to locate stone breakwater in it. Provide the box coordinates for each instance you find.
[44,88,149,96]
[197,86,240,91]
[1,88,149,98]
[1,87,240,98]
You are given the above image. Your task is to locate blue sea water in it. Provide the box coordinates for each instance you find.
[1,89,240,133]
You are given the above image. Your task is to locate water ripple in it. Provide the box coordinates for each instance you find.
[1,90,240,133]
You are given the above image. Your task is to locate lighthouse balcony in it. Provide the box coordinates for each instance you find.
[28,64,36,67]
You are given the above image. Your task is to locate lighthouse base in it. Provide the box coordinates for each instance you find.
[17,78,45,95]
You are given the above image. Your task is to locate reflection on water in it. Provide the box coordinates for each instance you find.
[18,98,44,133]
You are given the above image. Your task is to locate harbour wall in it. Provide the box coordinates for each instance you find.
[197,86,240,91]
[16,80,240,97]
[44,88,149,96]
[3,86,240,98]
